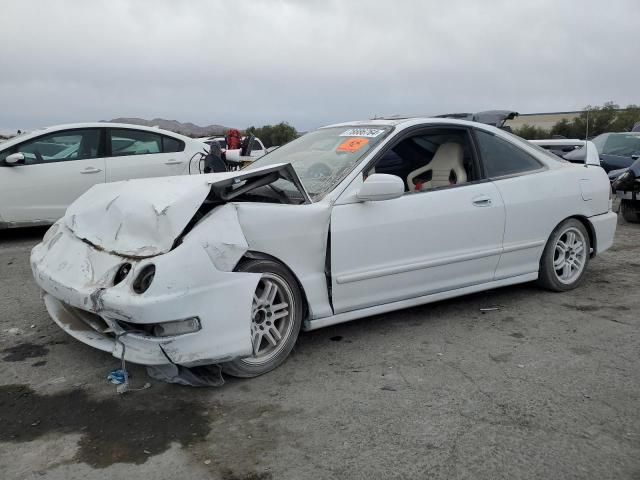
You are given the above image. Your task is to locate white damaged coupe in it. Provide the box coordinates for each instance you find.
[31,118,617,377]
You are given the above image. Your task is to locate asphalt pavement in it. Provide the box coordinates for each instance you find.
[0,221,639,480]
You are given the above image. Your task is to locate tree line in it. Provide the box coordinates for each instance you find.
[183,121,299,148]
[245,122,298,148]
[513,102,640,140]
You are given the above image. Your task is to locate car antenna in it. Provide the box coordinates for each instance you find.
[583,108,590,168]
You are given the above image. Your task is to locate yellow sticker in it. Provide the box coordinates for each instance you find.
[336,137,369,153]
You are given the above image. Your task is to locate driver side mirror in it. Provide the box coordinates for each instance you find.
[357,174,404,202]
[3,152,25,166]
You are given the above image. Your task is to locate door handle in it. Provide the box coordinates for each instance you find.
[472,195,492,207]
[81,167,102,174]
[165,160,183,165]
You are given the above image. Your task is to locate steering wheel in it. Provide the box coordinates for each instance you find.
[307,162,332,180]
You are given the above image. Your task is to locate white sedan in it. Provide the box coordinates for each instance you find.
[31,117,617,378]
[0,123,207,228]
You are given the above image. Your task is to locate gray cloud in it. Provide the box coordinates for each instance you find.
[1,0,638,131]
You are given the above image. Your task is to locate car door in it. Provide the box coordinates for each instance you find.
[472,129,551,280]
[0,128,105,225]
[329,127,506,314]
[104,128,188,182]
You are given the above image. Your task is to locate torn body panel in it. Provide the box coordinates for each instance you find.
[64,163,309,259]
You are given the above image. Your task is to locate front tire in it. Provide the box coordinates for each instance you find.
[620,200,640,223]
[222,259,303,378]
[537,219,590,292]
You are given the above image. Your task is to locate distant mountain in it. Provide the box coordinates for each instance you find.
[106,117,230,137]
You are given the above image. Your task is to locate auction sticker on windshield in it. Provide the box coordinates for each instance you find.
[336,137,369,153]
[339,128,385,138]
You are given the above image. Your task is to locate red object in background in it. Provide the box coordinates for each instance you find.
[226,129,241,150]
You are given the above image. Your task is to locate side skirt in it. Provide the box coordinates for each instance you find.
[304,272,538,331]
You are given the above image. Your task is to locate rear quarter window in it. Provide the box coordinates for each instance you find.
[475,130,543,177]
[162,136,184,153]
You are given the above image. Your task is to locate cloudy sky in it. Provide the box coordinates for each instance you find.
[1,0,638,132]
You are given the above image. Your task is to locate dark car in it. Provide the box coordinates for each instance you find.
[584,132,640,172]
[610,157,640,222]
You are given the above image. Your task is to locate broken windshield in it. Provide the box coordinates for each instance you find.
[247,125,393,200]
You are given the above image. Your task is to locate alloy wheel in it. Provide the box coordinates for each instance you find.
[553,227,587,284]
[242,273,296,366]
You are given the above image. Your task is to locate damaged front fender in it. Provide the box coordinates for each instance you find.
[31,214,261,366]
[63,163,310,259]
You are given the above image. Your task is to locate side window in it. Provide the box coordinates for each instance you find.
[603,134,640,156]
[252,139,263,151]
[475,130,542,178]
[13,129,100,165]
[368,127,479,193]
[162,136,184,153]
[110,129,162,156]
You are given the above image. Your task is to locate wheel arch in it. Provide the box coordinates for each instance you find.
[544,215,596,258]
[238,251,311,325]
[571,215,597,257]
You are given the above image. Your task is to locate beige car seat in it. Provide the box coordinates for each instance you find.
[407,142,467,191]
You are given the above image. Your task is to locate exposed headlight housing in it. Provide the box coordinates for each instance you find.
[153,317,201,337]
[132,264,155,294]
[114,263,132,285]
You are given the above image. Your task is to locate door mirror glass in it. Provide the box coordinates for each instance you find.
[4,152,25,165]
[357,174,404,201]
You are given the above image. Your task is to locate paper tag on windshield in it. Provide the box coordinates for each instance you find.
[336,137,369,153]
[339,128,384,138]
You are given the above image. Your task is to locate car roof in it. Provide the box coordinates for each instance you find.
[0,122,195,149]
[322,117,507,133]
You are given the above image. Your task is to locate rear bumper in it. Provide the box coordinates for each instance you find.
[589,211,617,254]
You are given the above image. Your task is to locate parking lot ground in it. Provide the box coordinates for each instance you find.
[0,221,639,480]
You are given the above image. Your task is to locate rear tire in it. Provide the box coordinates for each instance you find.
[537,218,590,292]
[620,200,640,223]
[222,259,303,378]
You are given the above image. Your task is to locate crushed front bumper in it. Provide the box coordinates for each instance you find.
[31,223,260,366]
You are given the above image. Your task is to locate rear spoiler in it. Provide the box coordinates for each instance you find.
[435,110,519,129]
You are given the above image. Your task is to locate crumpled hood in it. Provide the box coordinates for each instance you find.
[64,163,308,258]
